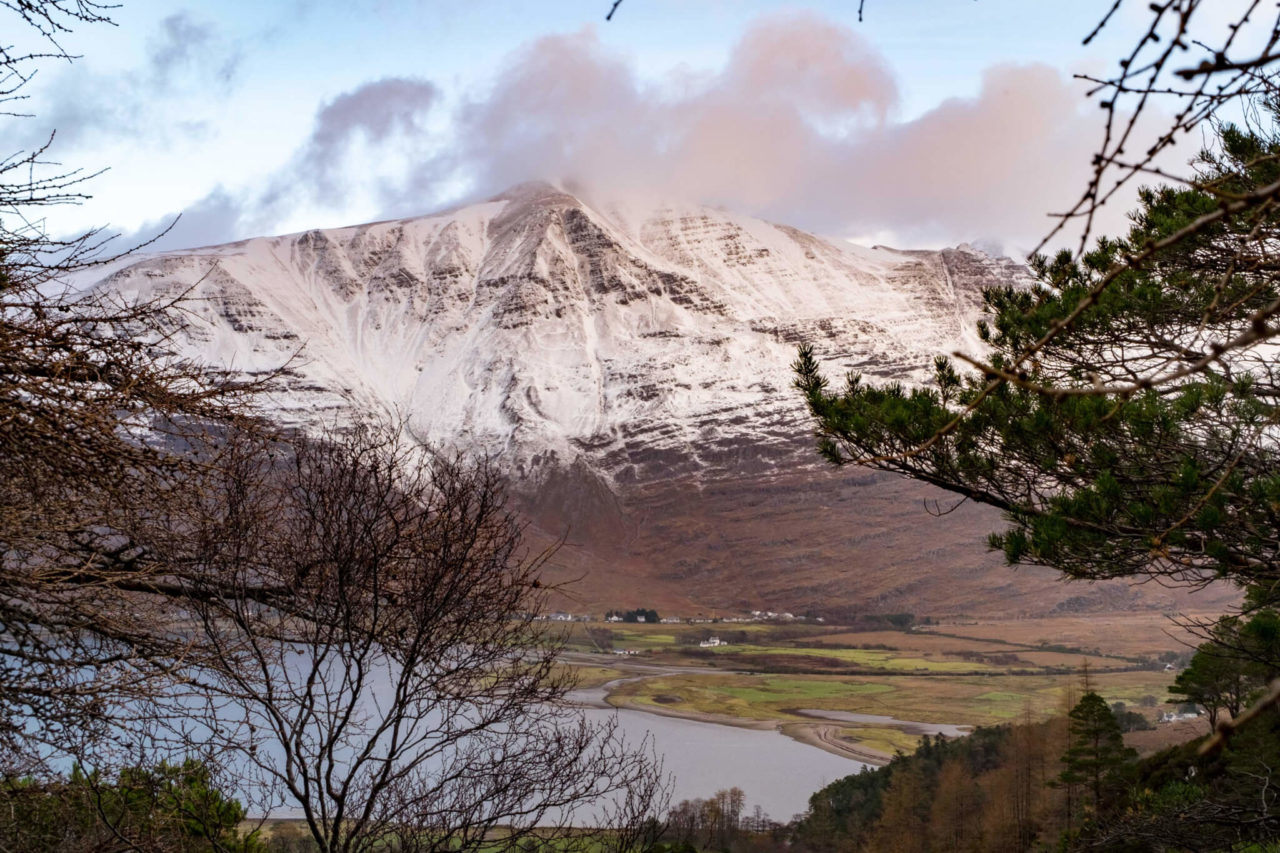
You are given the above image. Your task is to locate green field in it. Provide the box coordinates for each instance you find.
[698,643,990,672]
[563,619,1152,675]
[562,617,1184,758]
[608,669,1174,727]
[563,665,626,689]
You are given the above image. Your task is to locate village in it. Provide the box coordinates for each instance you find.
[534,608,813,624]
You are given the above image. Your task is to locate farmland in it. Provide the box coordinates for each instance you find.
[559,613,1211,762]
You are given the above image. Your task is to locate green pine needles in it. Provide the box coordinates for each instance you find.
[795,117,1280,601]
[1056,692,1136,815]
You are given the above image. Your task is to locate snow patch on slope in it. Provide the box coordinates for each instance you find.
[90,182,1033,484]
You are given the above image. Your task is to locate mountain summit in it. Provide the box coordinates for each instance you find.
[102,182,1026,478]
[92,185,1217,616]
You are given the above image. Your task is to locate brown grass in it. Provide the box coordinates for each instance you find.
[812,630,1014,652]
[920,613,1211,658]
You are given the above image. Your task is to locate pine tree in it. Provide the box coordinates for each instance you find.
[794,116,1280,607]
[1056,692,1136,819]
[1169,616,1261,731]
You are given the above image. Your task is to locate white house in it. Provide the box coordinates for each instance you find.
[1159,710,1201,723]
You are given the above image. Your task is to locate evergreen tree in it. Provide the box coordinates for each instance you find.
[794,116,1280,607]
[1168,617,1261,731]
[1057,692,1136,818]
[0,760,265,853]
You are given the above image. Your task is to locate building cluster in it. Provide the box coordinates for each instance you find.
[534,612,590,622]
[532,609,823,624]
[750,610,796,621]
[1158,710,1202,723]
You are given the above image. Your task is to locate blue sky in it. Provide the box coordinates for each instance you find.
[13,1,1242,254]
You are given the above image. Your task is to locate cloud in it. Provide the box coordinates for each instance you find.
[722,14,898,122]
[14,12,241,152]
[131,188,247,253]
[146,12,242,88]
[430,13,1124,253]
[130,77,441,251]
[296,78,441,206]
[431,15,901,214]
[142,11,1169,254]
[814,63,1110,249]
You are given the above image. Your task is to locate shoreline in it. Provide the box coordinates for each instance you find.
[607,693,892,765]
[563,655,893,766]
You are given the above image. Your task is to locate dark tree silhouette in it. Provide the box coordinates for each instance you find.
[2,9,670,851]
[1056,692,1135,818]
[163,425,668,852]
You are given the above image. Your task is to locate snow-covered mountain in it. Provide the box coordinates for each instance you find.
[99,181,1027,483]
[90,183,1224,616]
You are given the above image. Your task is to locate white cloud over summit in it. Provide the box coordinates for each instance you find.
[133,11,1138,255]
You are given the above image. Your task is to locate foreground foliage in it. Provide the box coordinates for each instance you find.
[791,723,1049,852]
[793,106,1280,853]
[785,702,1280,852]
[0,760,263,853]
[791,10,1280,847]
[1,6,668,851]
[796,120,1280,593]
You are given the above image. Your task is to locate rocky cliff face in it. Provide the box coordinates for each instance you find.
[90,183,1225,616]
[100,182,1027,478]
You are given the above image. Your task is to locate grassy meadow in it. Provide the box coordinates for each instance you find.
[559,614,1196,760]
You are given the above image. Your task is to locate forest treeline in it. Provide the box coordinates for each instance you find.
[653,691,1280,851]
[789,702,1280,851]
[654,609,1280,852]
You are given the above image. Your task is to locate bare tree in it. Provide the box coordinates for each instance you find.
[142,425,669,853]
[2,11,668,852]
[0,0,288,774]
[2,1,144,291]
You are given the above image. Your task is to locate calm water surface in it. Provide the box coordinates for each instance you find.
[234,668,871,822]
[575,694,870,821]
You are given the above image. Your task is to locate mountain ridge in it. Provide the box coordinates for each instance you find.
[90,184,1231,617]
[100,181,1029,473]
